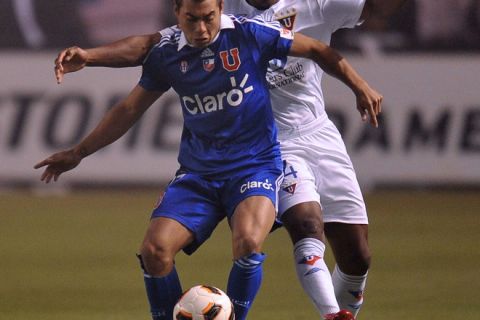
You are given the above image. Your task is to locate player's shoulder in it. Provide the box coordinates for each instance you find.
[157,25,182,49]
[146,25,182,57]
[142,26,181,65]
[227,13,285,33]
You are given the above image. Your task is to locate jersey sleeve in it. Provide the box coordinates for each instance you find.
[138,45,171,92]
[243,16,294,63]
[320,0,366,31]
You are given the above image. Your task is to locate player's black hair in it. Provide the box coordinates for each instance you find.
[173,0,222,9]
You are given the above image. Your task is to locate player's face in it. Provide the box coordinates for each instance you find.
[175,0,224,48]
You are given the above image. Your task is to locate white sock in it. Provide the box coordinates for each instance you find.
[293,238,339,317]
[332,264,368,317]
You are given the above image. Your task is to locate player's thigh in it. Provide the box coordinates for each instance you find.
[142,216,194,255]
[230,195,276,259]
[304,121,367,224]
[150,172,225,255]
[324,223,370,274]
[277,154,320,217]
[223,169,282,258]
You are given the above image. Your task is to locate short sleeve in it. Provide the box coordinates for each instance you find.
[138,46,171,92]
[321,0,366,31]
[244,16,294,63]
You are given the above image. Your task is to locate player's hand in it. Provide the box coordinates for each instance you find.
[54,46,89,84]
[355,85,383,128]
[34,149,83,183]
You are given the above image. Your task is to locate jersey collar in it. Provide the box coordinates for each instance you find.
[178,14,235,51]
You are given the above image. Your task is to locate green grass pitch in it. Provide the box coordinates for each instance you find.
[1,189,479,319]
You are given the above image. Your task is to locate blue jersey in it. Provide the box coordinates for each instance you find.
[140,14,293,179]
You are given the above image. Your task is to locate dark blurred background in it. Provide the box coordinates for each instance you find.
[1,0,479,52]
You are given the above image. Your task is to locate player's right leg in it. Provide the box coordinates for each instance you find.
[139,217,193,320]
[139,171,226,320]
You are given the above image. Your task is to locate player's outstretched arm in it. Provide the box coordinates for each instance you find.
[361,0,408,20]
[54,33,160,84]
[34,86,164,183]
[289,33,383,127]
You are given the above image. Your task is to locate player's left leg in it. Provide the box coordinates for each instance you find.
[309,119,370,318]
[325,223,370,317]
[281,201,341,317]
[227,195,276,320]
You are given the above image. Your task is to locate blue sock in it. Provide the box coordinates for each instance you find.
[139,257,183,320]
[227,253,266,320]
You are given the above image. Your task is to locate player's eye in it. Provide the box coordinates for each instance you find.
[186,15,199,23]
[204,14,214,23]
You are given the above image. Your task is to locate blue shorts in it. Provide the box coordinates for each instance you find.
[151,168,283,255]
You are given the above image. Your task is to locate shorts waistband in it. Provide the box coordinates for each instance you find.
[277,114,328,140]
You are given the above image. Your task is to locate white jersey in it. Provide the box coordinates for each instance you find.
[224,0,365,131]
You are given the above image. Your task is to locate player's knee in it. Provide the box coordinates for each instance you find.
[339,248,371,275]
[284,214,324,241]
[140,242,175,276]
[232,234,263,259]
[357,250,371,274]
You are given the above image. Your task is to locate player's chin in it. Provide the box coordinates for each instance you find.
[193,38,210,48]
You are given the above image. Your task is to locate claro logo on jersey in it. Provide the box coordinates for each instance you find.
[181,74,253,115]
[240,179,274,194]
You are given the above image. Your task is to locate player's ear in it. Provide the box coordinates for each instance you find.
[219,0,224,13]
[173,0,180,14]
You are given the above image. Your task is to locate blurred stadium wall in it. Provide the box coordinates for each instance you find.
[1,0,479,189]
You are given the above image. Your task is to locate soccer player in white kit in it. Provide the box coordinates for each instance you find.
[52,1,405,318]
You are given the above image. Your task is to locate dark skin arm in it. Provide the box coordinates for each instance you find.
[289,33,383,127]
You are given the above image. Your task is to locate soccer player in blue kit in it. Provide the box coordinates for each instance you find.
[36,0,382,319]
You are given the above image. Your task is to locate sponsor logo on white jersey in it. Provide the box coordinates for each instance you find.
[181,74,253,115]
[240,179,274,194]
[267,60,305,89]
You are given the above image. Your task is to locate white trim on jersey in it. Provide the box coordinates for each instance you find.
[177,14,235,50]
[229,13,286,33]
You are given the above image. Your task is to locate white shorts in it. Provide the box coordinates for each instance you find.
[277,118,368,224]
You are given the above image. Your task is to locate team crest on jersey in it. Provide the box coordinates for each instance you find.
[220,48,241,72]
[203,58,215,72]
[282,183,297,194]
[180,60,189,73]
[274,7,297,31]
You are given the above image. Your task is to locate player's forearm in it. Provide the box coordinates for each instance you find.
[308,41,369,96]
[72,102,144,159]
[71,86,161,159]
[86,33,160,67]
[362,0,408,19]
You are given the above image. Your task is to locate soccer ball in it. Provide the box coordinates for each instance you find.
[173,285,235,320]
